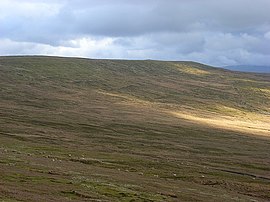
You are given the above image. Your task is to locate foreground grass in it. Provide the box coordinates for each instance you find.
[0,56,270,201]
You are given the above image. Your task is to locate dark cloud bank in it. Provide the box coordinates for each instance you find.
[1,0,270,70]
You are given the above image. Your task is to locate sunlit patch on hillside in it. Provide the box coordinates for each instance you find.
[233,78,258,83]
[170,111,270,136]
[258,88,270,97]
[246,87,270,99]
[215,105,246,116]
[96,90,152,106]
[174,64,210,75]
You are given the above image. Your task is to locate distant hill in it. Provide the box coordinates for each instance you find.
[224,65,270,73]
[0,56,270,201]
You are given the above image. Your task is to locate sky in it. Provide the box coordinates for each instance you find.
[1,0,270,67]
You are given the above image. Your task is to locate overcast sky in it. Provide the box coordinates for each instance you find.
[1,0,270,66]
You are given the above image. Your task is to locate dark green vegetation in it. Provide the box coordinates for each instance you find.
[0,56,270,201]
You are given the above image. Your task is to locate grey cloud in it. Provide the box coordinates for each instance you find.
[0,0,270,66]
[2,0,270,41]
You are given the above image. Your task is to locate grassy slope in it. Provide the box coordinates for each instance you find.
[0,56,270,201]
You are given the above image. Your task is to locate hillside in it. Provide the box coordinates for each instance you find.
[0,56,270,201]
